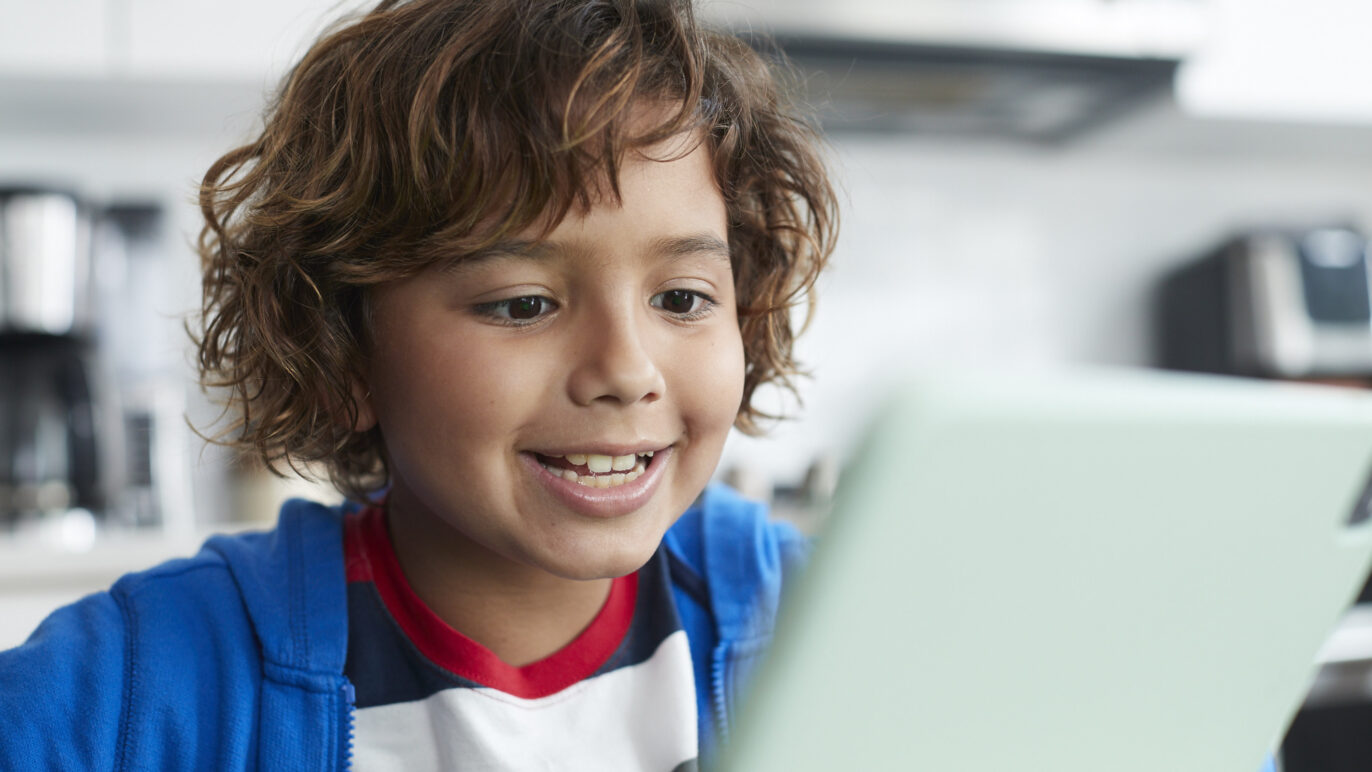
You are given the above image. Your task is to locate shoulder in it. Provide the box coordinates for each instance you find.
[665,483,809,585]
[0,548,245,769]
[0,589,128,767]
[111,500,340,645]
[108,538,239,613]
[664,483,809,638]
[0,499,349,767]
[1,537,248,680]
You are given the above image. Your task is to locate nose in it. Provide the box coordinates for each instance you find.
[566,308,666,407]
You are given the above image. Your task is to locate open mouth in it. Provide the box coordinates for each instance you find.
[534,451,657,489]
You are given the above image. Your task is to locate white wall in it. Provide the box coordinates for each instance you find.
[720,98,1372,486]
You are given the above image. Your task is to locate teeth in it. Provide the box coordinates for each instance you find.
[584,454,638,473]
[545,451,654,468]
[543,459,648,489]
[537,448,659,491]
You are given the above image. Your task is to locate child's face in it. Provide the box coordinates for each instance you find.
[358,134,744,582]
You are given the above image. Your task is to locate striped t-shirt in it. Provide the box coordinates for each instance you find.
[342,507,699,770]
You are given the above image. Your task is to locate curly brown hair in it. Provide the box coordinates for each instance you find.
[196,0,838,502]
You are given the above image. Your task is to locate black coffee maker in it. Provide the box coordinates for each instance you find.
[0,187,107,528]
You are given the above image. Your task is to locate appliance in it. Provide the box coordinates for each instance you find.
[0,187,106,531]
[1156,225,1372,380]
[0,336,101,526]
[1,188,193,540]
[703,0,1209,141]
[0,187,92,334]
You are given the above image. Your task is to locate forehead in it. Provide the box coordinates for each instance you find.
[443,132,728,269]
[571,123,720,216]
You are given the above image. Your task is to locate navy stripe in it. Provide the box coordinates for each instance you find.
[344,583,485,708]
[593,548,685,677]
[665,547,710,614]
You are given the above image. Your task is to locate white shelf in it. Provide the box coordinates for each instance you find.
[0,523,259,592]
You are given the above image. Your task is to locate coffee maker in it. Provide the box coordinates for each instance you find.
[0,187,108,532]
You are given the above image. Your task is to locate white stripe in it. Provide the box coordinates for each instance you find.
[352,630,697,771]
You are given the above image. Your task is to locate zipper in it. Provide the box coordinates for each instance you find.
[710,643,731,751]
[339,679,356,771]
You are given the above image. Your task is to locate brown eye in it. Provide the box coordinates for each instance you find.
[507,296,547,320]
[655,290,701,315]
[476,295,557,325]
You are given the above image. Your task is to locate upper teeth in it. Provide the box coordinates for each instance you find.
[559,451,653,473]
[540,451,656,489]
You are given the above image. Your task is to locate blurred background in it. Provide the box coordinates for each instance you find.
[3,0,1372,766]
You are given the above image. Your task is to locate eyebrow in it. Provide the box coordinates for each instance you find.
[651,234,733,265]
[443,239,553,270]
[442,233,731,272]
[434,239,549,277]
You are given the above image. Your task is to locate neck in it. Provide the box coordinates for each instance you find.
[384,496,613,668]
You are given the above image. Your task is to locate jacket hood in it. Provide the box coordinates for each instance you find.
[205,498,350,676]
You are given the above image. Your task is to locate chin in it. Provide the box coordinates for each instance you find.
[542,541,662,582]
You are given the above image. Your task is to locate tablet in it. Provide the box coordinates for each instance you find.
[721,367,1372,772]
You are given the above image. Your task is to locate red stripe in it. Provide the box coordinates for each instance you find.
[343,506,637,699]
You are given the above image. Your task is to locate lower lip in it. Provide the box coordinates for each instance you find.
[522,447,673,519]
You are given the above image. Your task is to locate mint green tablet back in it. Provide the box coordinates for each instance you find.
[722,368,1372,772]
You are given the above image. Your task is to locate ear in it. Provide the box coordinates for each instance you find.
[349,378,378,432]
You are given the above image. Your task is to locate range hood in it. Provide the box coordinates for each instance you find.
[702,0,1210,142]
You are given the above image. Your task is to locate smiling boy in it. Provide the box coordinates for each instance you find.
[0,0,835,768]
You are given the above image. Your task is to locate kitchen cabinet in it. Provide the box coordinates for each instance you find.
[124,0,366,80]
[1177,0,1372,124]
[0,0,368,83]
[0,0,372,139]
[0,1,108,77]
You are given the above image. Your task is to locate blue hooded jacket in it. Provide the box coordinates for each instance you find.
[0,483,804,770]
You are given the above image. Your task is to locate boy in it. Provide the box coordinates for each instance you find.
[0,0,835,768]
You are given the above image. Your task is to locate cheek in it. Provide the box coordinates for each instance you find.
[370,332,542,455]
[680,328,747,434]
